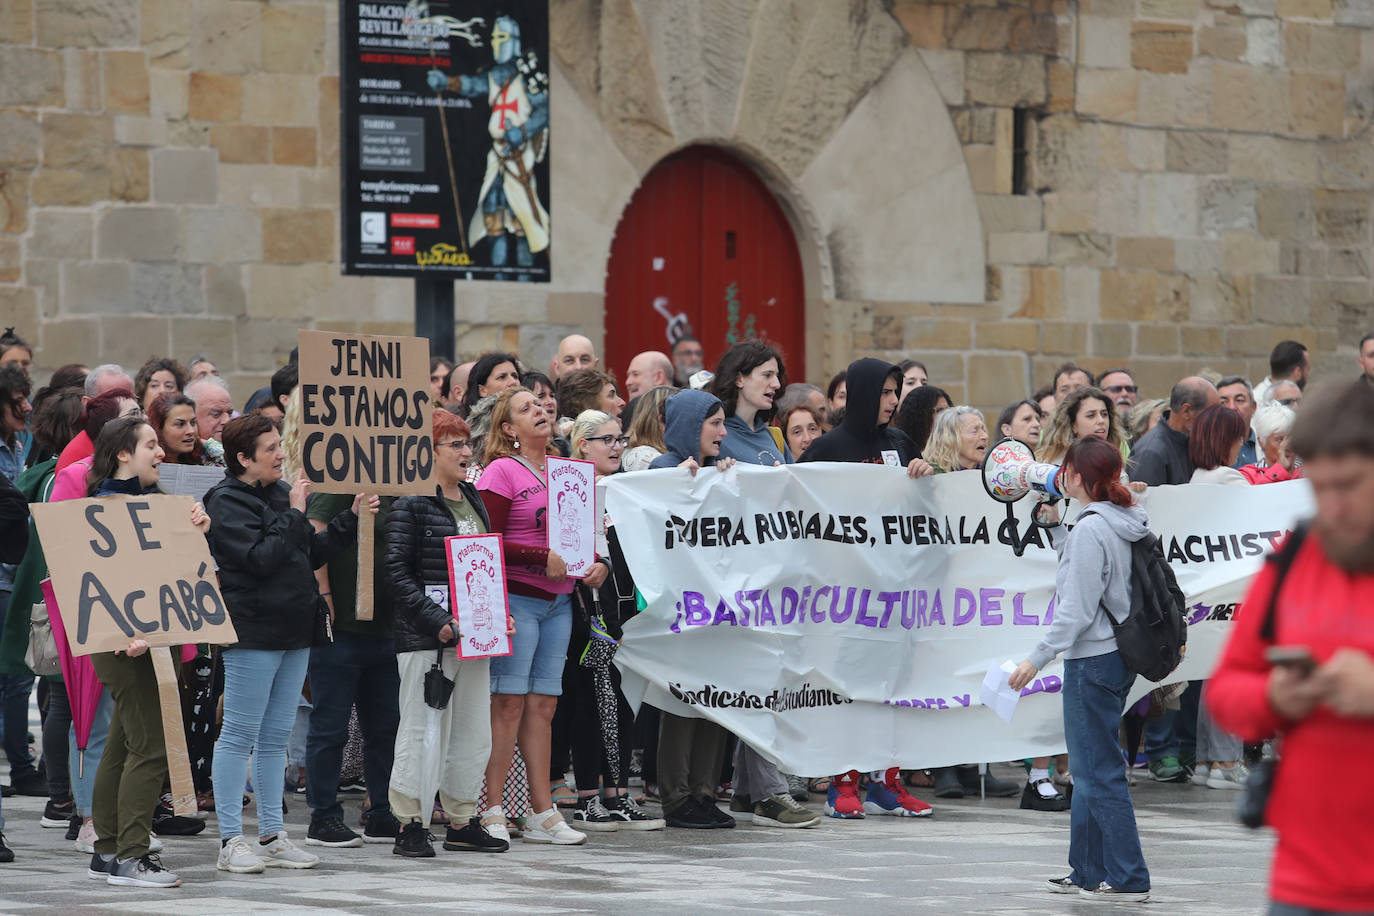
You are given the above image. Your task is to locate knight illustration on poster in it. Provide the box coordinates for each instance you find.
[425,8,550,280]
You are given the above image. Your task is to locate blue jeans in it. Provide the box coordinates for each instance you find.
[1144,679,1200,762]
[212,647,310,840]
[491,592,572,695]
[305,631,399,820]
[70,692,113,815]
[1063,651,1151,893]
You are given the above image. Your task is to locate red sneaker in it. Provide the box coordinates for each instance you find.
[863,767,933,817]
[825,770,865,819]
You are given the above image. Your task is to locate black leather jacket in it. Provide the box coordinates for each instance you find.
[385,482,490,654]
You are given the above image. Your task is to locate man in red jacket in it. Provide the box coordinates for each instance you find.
[1209,378,1374,915]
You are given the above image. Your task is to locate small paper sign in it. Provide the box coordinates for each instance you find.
[979,659,1022,724]
[545,456,596,578]
[445,533,512,660]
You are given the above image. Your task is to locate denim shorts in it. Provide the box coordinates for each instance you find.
[490,592,573,696]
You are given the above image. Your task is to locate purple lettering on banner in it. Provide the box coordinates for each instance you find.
[877,591,901,628]
[1012,591,1039,625]
[758,590,778,627]
[1043,593,1056,625]
[1043,675,1061,693]
[979,587,1004,626]
[831,587,856,624]
[929,590,945,626]
[779,587,799,625]
[711,598,738,627]
[855,589,879,628]
[915,590,928,628]
[954,694,971,707]
[899,591,916,629]
[810,586,829,624]
[953,587,976,626]
[683,591,711,627]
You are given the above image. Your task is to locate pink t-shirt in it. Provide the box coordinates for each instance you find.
[50,457,92,502]
[477,456,573,595]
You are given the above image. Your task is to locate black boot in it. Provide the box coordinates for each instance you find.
[933,767,964,799]
[957,765,1020,798]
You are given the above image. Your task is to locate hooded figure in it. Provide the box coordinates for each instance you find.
[649,390,724,470]
[798,358,914,466]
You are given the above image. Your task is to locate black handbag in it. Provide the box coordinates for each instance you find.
[424,646,454,710]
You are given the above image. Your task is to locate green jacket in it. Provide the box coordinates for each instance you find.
[0,458,60,679]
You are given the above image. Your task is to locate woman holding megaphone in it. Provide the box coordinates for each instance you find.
[1009,436,1152,903]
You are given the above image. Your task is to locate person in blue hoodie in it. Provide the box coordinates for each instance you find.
[1010,436,1152,903]
[704,343,821,828]
[647,390,740,829]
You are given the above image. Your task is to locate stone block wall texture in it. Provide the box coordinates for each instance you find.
[0,0,1370,413]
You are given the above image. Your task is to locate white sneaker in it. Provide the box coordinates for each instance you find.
[1207,764,1247,790]
[216,835,266,874]
[481,806,511,844]
[258,831,319,869]
[1190,764,1211,786]
[74,818,97,854]
[522,808,587,845]
[1079,882,1149,902]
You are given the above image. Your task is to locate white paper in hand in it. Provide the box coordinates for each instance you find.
[980,659,1022,724]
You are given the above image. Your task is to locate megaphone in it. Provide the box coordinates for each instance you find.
[980,437,1063,504]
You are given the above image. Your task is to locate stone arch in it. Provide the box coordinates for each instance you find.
[548,0,984,372]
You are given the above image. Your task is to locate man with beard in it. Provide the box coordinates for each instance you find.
[1208,378,1374,915]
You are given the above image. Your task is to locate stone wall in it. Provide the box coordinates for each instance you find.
[885,0,1374,409]
[1,0,1370,413]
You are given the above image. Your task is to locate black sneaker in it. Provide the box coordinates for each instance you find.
[664,797,716,829]
[11,770,48,797]
[392,821,435,858]
[361,809,401,845]
[1020,779,1071,812]
[106,853,180,887]
[65,813,83,841]
[0,831,12,863]
[606,794,665,830]
[0,784,13,798]
[570,795,619,832]
[697,796,736,829]
[41,798,75,827]
[88,851,115,880]
[443,816,510,853]
[306,815,363,848]
[151,794,206,836]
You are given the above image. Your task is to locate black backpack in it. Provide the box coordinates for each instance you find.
[1078,510,1188,682]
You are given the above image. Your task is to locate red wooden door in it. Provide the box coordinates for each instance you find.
[604,146,806,384]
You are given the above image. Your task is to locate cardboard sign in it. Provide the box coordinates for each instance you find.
[150,647,197,817]
[29,495,237,657]
[297,329,434,496]
[445,534,513,660]
[546,456,596,578]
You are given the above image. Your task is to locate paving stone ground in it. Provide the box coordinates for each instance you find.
[0,757,1275,915]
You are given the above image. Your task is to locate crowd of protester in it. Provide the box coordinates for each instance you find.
[0,322,1371,908]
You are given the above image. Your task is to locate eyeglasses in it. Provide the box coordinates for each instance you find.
[1277,397,1301,407]
[1104,385,1138,395]
[436,440,471,451]
[584,435,629,448]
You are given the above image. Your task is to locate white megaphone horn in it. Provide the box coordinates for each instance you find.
[980,437,1063,504]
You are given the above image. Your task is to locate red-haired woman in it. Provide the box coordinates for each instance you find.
[1010,437,1152,903]
[1188,404,1249,487]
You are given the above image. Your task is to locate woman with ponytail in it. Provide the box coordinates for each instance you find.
[1009,436,1153,903]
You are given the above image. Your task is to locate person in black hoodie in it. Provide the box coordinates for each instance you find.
[204,413,375,875]
[84,416,209,889]
[797,358,936,820]
[384,408,509,858]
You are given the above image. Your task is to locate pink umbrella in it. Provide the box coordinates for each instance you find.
[42,578,103,776]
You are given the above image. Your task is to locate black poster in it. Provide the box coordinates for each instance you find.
[341,1,550,282]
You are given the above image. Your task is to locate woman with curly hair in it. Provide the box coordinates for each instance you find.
[1036,386,1126,466]
[133,358,188,412]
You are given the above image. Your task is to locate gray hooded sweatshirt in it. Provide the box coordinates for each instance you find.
[649,389,723,470]
[1027,500,1150,671]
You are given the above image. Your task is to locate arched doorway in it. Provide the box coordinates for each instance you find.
[604,146,806,384]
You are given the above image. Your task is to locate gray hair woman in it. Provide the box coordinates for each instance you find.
[1241,403,1299,484]
[923,406,988,473]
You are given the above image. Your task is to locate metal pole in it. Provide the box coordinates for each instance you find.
[414,275,454,361]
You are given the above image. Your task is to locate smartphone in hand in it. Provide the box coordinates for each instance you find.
[1265,645,1316,677]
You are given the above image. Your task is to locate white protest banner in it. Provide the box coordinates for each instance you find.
[604,466,1313,774]
[30,495,237,657]
[445,534,513,660]
[297,329,434,496]
[546,456,596,578]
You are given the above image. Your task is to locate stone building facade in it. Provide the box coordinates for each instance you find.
[0,0,1370,413]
